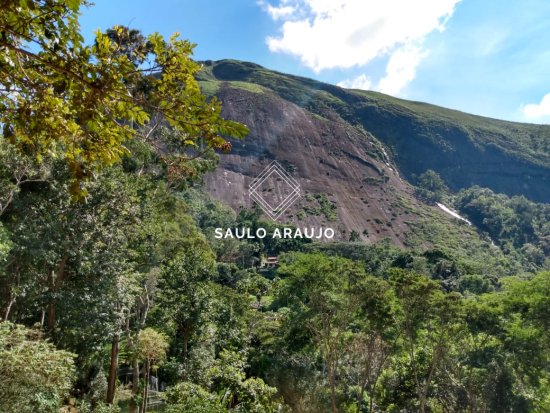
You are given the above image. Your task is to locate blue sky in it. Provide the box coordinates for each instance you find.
[79,0,550,124]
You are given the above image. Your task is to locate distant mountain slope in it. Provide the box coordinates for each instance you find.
[200,59,550,203]
[196,59,547,269]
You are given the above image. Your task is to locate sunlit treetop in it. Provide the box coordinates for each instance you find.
[0,0,248,195]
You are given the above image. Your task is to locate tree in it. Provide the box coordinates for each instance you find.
[156,228,217,363]
[0,162,192,408]
[415,170,448,203]
[119,182,209,412]
[349,230,360,242]
[388,269,465,413]
[494,272,550,410]
[164,350,281,413]
[136,328,169,413]
[0,139,50,217]
[342,275,399,413]
[165,382,227,413]
[277,252,366,413]
[0,1,248,195]
[0,321,75,413]
[207,350,280,412]
[237,272,272,307]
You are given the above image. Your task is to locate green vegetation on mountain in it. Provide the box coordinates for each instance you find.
[414,169,449,203]
[202,59,550,202]
[299,192,338,221]
[455,186,550,269]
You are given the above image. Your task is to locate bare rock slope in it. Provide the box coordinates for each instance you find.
[200,60,550,244]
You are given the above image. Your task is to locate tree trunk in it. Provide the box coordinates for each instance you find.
[141,360,150,413]
[356,381,366,413]
[129,358,139,413]
[183,334,189,361]
[179,322,193,361]
[106,335,119,404]
[47,270,56,330]
[329,359,338,413]
[4,295,15,321]
[330,378,338,413]
[419,392,427,413]
[47,254,68,331]
[3,265,21,322]
[40,308,46,329]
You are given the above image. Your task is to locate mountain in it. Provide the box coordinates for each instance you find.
[198,59,550,246]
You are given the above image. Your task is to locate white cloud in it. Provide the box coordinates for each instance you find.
[335,47,426,95]
[262,0,461,95]
[523,93,550,120]
[267,4,296,20]
[258,0,296,20]
[337,73,372,90]
[377,45,427,95]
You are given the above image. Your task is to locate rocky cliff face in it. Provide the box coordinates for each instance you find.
[199,60,550,242]
[205,85,419,243]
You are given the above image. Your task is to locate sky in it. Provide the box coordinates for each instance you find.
[79,0,550,124]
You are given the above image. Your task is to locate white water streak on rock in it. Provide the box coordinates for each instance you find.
[436,203,472,225]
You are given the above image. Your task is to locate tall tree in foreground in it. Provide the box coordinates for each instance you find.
[389,269,465,413]
[277,253,366,413]
[0,0,248,196]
